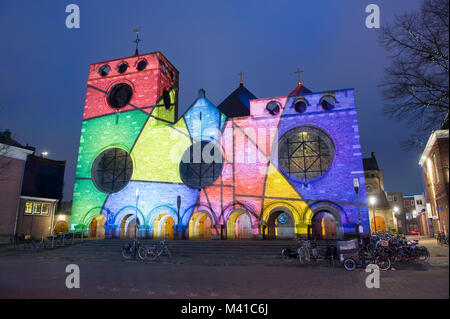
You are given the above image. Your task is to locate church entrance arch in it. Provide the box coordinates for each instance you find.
[153,214,175,239]
[311,211,338,239]
[89,214,106,239]
[267,208,295,239]
[226,211,252,239]
[120,214,140,239]
[189,212,212,239]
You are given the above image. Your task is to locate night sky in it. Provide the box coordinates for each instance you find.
[0,0,425,200]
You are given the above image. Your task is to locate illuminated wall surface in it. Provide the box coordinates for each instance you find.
[70,51,369,239]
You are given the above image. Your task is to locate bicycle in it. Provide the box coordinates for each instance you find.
[139,240,171,261]
[122,240,141,259]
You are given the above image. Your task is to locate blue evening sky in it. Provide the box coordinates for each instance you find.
[0,0,425,200]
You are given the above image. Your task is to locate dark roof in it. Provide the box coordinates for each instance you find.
[21,154,66,200]
[0,129,35,152]
[288,83,312,96]
[363,152,379,171]
[217,83,257,118]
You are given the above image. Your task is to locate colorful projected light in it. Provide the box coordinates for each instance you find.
[70,52,369,240]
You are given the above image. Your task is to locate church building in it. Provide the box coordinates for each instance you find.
[69,51,370,240]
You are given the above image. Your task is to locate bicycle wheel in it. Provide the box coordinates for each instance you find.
[417,247,430,263]
[122,244,133,259]
[375,255,391,271]
[138,246,148,260]
[281,248,289,261]
[344,258,356,271]
[146,246,158,261]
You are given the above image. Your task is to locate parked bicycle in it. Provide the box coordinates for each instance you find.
[138,240,171,261]
[122,240,141,259]
[437,233,448,246]
[338,239,391,271]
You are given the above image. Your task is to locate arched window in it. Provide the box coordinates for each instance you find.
[278,126,335,180]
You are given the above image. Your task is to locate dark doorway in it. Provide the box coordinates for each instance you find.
[311,211,338,239]
[267,210,294,239]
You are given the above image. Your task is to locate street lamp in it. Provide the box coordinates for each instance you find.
[176,195,181,239]
[369,196,377,233]
[41,151,48,157]
[353,178,362,237]
[134,188,139,259]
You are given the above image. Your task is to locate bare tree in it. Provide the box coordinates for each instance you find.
[379,0,449,150]
[0,143,12,181]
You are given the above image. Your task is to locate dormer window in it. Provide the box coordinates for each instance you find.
[117,63,128,74]
[266,101,280,115]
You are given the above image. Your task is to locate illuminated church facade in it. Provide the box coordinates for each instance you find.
[70,51,370,240]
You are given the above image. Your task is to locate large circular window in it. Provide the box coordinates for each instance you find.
[107,83,133,109]
[92,148,133,193]
[278,126,334,180]
[179,141,223,189]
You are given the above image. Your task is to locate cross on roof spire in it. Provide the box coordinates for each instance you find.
[238,72,244,85]
[133,29,142,56]
[294,68,304,85]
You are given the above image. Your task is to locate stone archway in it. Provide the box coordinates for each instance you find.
[311,211,338,239]
[119,214,140,239]
[189,212,212,239]
[53,221,69,234]
[226,211,252,239]
[89,214,106,239]
[153,214,175,239]
[266,208,295,240]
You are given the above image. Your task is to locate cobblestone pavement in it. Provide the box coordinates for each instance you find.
[0,237,447,299]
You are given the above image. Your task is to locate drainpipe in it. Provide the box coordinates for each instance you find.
[50,200,59,236]
[13,159,27,243]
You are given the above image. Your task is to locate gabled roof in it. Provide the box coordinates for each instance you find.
[217,83,257,118]
[288,83,312,96]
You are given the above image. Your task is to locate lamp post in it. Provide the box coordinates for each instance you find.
[353,178,362,238]
[393,206,400,233]
[369,196,377,233]
[134,188,139,259]
[176,195,181,239]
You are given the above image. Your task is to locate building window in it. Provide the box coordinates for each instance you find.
[107,83,133,109]
[393,196,398,202]
[92,148,133,193]
[266,101,280,115]
[278,126,335,180]
[388,195,392,201]
[179,141,223,189]
[416,199,423,205]
[33,202,42,215]
[41,203,50,216]
[25,202,33,214]
[367,185,372,192]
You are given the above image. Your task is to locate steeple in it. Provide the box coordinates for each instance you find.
[289,67,312,96]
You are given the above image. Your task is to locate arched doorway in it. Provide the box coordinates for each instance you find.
[120,214,140,239]
[189,212,212,239]
[311,211,338,239]
[267,209,295,239]
[153,214,175,239]
[89,214,106,239]
[371,216,386,232]
[53,221,69,234]
[227,211,252,239]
